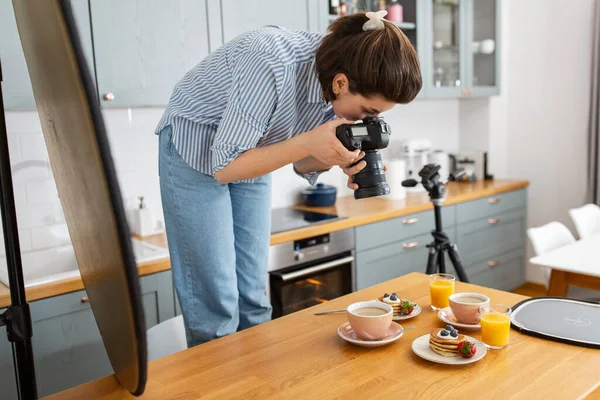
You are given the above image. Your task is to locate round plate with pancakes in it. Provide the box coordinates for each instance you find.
[412,330,487,365]
[376,296,422,321]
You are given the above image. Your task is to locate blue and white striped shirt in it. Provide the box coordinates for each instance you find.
[155,26,335,183]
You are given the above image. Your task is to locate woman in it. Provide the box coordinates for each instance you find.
[156,11,422,347]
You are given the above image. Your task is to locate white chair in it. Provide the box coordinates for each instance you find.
[146,315,187,361]
[568,204,600,239]
[527,221,576,287]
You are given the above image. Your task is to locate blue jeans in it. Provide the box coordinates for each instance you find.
[158,126,272,347]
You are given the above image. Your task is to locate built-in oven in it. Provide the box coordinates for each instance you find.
[267,229,355,319]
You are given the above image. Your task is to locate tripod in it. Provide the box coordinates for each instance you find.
[0,58,38,399]
[402,164,469,282]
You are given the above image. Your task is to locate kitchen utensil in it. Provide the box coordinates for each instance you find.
[400,139,432,193]
[301,183,337,207]
[381,159,406,200]
[450,151,493,181]
[314,309,347,315]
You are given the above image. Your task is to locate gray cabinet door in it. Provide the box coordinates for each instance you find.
[0,0,35,110]
[221,0,310,43]
[29,290,112,397]
[464,0,501,96]
[0,308,18,400]
[140,271,175,329]
[26,270,174,397]
[0,0,94,111]
[90,0,210,108]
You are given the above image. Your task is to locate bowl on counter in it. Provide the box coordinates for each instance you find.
[301,183,337,207]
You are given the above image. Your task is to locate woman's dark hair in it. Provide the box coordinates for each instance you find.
[315,12,423,104]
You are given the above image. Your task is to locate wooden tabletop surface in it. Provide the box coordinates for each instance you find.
[0,180,528,308]
[49,272,600,400]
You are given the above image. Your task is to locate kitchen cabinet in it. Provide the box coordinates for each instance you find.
[0,0,95,111]
[423,0,500,98]
[139,269,175,329]
[90,0,210,108]
[355,189,527,290]
[355,206,458,289]
[356,229,457,290]
[0,308,18,400]
[25,270,174,397]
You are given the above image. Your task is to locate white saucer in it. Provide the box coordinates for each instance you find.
[338,321,404,347]
[393,303,422,321]
[438,307,481,330]
[375,298,422,321]
[411,334,487,365]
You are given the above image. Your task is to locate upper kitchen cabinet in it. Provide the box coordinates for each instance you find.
[90,0,209,108]
[465,0,500,96]
[0,0,95,111]
[423,0,500,98]
[0,0,35,110]
[423,0,467,98]
[221,0,321,42]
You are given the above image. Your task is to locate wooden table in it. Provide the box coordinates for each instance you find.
[530,236,600,297]
[49,273,600,400]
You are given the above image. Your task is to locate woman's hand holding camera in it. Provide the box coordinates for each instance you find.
[301,119,360,167]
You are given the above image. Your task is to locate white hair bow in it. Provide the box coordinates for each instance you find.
[363,10,388,31]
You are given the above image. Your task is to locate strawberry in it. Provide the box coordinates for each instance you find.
[457,341,477,359]
[399,299,414,315]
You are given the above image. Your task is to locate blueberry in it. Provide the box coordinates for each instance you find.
[390,294,398,301]
[392,292,398,296]
[445,324,453,331]
[450,330,458,338]
[440,330,449,337]
[383,293,390,298]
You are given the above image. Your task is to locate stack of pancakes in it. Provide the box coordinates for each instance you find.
[379,296,402,316]
[429,328,466,357]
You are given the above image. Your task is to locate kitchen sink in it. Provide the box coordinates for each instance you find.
[0,238,169,288]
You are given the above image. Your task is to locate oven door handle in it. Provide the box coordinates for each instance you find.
[277,256,355,282]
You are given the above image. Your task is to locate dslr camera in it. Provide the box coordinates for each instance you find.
[336,117,391,199]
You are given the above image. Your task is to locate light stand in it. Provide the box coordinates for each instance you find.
[0,58,38,399]
[402,164,469,282]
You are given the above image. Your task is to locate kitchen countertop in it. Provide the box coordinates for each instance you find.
[0,179,528,309]
[48,272,600,400]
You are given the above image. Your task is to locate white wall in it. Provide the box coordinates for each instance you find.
[2,99,460,255]
[491,0,594,283]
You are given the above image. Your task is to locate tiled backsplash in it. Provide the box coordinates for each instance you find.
[1,100,459,258]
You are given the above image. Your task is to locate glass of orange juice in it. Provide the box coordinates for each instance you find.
[480,304,512,349]
[429,273,455,311]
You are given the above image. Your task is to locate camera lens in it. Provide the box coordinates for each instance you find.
[353,150,390,200]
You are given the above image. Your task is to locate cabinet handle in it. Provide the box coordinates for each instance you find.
[402,217,419,225]
[488,260,500,267]
[488,218,500,225]
[103,92,115,101]
[402,241,419,249]
[461,89,470,95]
[488,197,501,204]
[80,297,89,303]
